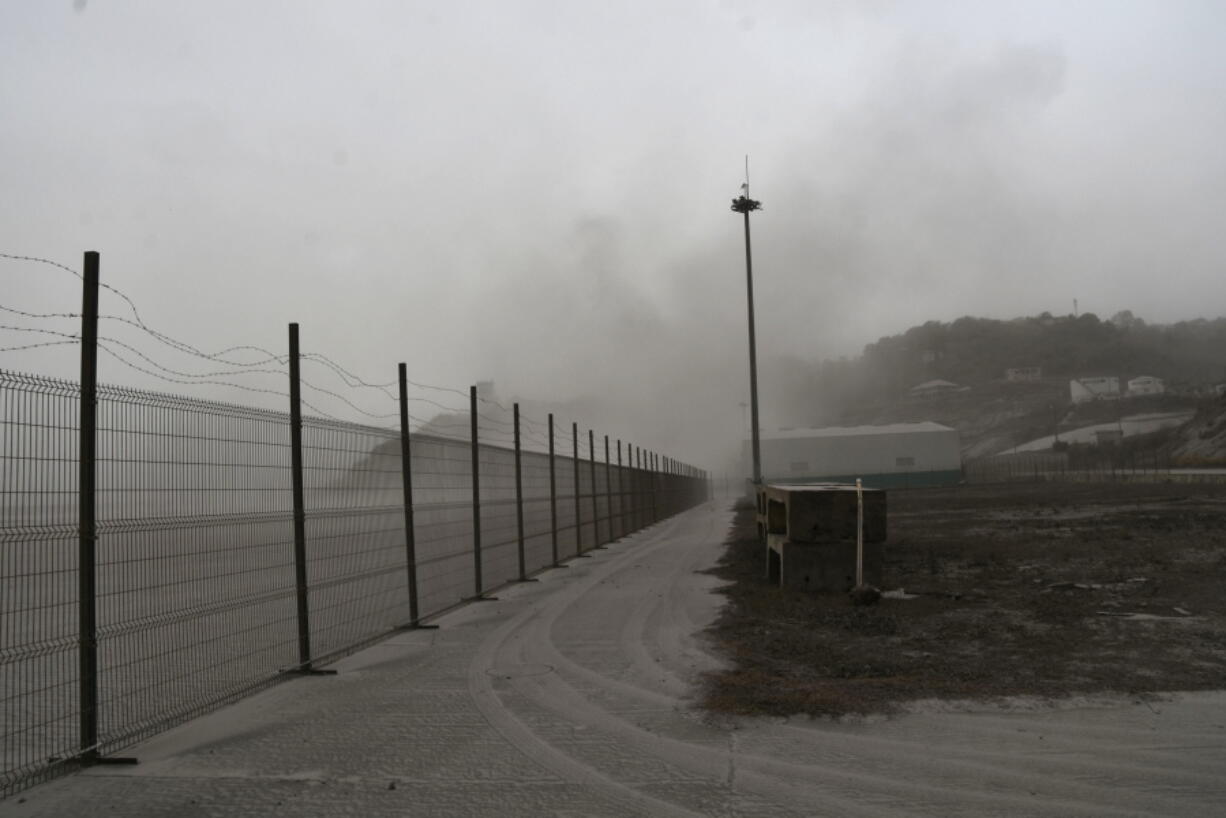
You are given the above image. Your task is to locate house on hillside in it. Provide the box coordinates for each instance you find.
[1070,376,1120,404]
[1005,366,1042,382]
[1127,376,1165,397]
[747,422,962,488]
[909,379,964,398]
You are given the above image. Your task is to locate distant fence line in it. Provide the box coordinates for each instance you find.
[965,450,1226,485]
[0,254,709,799]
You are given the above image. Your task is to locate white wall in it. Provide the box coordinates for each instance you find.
[1071,377,1120,404]
[754,428,962,481]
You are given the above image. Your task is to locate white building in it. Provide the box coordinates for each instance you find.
[1127,376,1165,396]
[1070,376,1120,404]
[747,422,962,488]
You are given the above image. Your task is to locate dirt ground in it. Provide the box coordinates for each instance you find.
[701,480,1226,717]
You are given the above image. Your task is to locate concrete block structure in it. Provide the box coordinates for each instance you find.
[756,483,887,592]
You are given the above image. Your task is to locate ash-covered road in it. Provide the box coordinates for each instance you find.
[5,503,1225,816]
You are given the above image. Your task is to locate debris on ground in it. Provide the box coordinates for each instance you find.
[702,481,1226,717]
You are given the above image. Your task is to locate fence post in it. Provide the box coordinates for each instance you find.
[663,456,668,516]
[616,440,624,539]
[629,446,636,530]
[604,435,612,543]
[652,452,659,522]
[514,403,527,580]
[641,447,647,528]
[648,450,654,523]
[78,250,100,760]
[668,457,674,514]
[548,413,559,566]
[397,364,422,626]
[589,429,600,548]
[628,445,636,532]
[287,322,315,671]
[572,421,584,556]
[470,385,484,597]
[636,447,644,530]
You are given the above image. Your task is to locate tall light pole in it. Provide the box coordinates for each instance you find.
[731,165,763,486]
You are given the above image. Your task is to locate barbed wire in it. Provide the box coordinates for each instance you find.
[96,341,292,400]
[0,303,81,321]
[300,353,396,394]
[1,254,477,408]
[97,335,286,381]
[476,411,516,430]
[0,339,80,355]
[0,252,83,280]
[301,350,488,405]
[299,378,399,421]
[101,314,287,366]
[0,324,78,340]
[2,252,290,366]
[300,398,352,425]
[1,252,674,463]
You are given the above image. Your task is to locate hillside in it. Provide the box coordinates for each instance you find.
[771,311,1226,461]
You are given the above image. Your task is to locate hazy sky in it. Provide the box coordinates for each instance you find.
[3,1,1225,469]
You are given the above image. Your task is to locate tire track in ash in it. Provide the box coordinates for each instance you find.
[466,517,704,818]
[512,509,1182,816]
[476,509,954,814]
[471,503,1226,816]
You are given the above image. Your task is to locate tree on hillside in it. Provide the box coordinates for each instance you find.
[769,312,1226,422]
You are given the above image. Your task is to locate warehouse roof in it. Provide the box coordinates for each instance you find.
[763,422,956,441]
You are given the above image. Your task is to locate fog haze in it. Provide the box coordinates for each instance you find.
[3,1,1225,470]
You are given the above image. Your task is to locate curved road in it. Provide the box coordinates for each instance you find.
[5,503,1225,816]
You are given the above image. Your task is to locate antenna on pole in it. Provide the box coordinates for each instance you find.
[730,159,763,488]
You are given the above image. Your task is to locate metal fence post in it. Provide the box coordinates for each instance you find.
[616,440,624,538]
[643,449,649,525]
[470,385,483,597]
[288,323,314,671]
[665,457,672,515]
[628,446,636,531]
[572,421,583,556]
[635,446,643,530]
[604,435,612,543]
[78,250,99,760]
[589,429,600,548]
[514,403,527,580]
[548,413,558,566]
[652,452,659,523]
[397,364,421,626]
[647,451,654,522]
[628,444,636,532]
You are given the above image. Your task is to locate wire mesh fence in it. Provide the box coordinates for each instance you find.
[964,448,1226,485]
[0,367,709,798]
[93,382,299,761]
[0,371,80,799]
